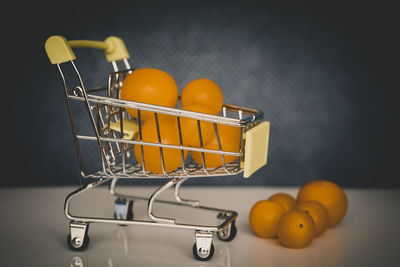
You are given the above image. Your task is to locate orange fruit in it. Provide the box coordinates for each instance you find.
[249,200,286,238]
[268,193,296,212]
[295,201,329,236]
[133,115,187,173]
[176,104,215,148]
[120,68,179,120]
[277,210,316,248]
[297,180,348,227]
[181,78,223,115]
[190,124,241,168]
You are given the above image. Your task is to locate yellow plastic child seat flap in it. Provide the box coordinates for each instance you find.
[243,121,270,178]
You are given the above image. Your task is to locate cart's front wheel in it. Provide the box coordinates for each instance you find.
[67,233,89,251]
[193,243,215,261]
[217,220,237,242]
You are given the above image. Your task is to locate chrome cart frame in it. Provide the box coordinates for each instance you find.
[45,35,269,261]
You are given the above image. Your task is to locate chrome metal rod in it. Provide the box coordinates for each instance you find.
[64,178,112,221]
[147,178,179,224]
[174,178,200,207]
[57,64,85,182]
[70,61,110,172]
[65,178,238,232]
[76,135,241,156]
[68,94,245,126]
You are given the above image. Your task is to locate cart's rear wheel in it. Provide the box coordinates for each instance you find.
[67,233,89,251]
[193,242,215,261]
[217,220,237,242]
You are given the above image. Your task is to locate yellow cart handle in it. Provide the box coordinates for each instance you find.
[45,35,130,64]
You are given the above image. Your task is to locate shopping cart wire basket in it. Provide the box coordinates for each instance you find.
[45,35,270,261]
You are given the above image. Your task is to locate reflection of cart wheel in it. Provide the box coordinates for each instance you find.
[127,203,134,220]
[114,209,134,226]
[67,233,89,251]
[217,220,237,242]
[193,242,215,261]
[113,210,134,220]
[114,198,134,225]
[113,207,134,220]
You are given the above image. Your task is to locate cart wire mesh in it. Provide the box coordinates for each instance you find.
[64,68,264,180]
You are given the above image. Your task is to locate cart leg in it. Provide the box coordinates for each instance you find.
[65,178,111,221]
[193,231,215,261]
[109,177,118,196]
[174,177,200,207]
[147,178,179,224]
[64,179,111,251]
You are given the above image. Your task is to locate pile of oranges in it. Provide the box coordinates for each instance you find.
[249,180,348,248]
[120,68,241,173]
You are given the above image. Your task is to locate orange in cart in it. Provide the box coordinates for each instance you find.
[190,124,241,168]
[181,78,223,115]
[177,103,215,148]
[276,210,316,248]
[268,193,296,212]
[297,180,348,227]
[133,115,187,173]
[295,201,329,236]
[120,68,179,120]
[249,200,286,238]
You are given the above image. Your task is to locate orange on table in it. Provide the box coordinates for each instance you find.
[249,200,286,238]
[133,115,187,174]
[180,78,223,115]
[297,180,348,227]
[276,210,316,249]
[120,68,179,120]
[190,123,241,168]
[296,201,329,236]
[268,193,296,212]
[176,103,215,148]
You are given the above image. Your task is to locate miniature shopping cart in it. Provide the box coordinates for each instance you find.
[45,35,270,261]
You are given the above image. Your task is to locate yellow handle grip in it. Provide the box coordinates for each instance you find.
[45,35,130,64]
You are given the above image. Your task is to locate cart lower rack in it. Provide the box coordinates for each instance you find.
[45,35,270,261]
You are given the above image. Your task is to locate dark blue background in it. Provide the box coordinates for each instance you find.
[4,1,398,187]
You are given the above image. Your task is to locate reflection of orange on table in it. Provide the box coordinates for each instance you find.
[248,227,345,267]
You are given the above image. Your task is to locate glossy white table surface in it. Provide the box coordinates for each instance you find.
[0,186,399,267]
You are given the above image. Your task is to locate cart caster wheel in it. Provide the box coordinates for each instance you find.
[193,242,214,261]
[217,220,237,242]
[67,233,89,251]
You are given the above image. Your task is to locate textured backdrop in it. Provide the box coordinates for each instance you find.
[4,1,398,187]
